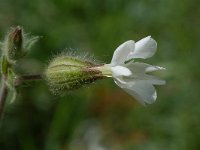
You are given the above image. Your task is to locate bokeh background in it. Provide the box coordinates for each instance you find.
[0,0,200,149]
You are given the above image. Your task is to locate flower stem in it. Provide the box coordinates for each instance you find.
[15,74,43,87]
[0,75,9,120]
[0,74,43,121]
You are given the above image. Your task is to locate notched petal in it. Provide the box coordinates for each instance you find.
[128,36,157,59]
[124,82,157,105]
[111,40,135,66]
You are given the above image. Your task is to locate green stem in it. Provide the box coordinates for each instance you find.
[0,73,43,121]
[0,75,9,120]
[15,74,43,87]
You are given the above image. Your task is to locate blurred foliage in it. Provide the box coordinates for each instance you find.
[0,0,200,150]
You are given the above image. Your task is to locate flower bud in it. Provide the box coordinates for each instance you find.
[5,26,23,61]
[45,55,104,94]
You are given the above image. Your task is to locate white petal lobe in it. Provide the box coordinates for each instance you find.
[123,82,157,104]
[111,66,132,77]
[145,66,166,72]
[121,74,166,85]
[111,40,135,66]
[128,36,157,59]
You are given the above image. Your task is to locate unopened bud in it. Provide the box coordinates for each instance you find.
[5,26,23,61]
[45,55,105,94]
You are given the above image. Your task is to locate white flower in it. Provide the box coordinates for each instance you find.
[108,36,165,105]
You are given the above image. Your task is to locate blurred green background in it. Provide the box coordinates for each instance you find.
[0,0,200,149]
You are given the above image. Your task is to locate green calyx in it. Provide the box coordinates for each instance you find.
[45,55,105,94]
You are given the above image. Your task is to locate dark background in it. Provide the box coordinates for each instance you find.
[0,0,200,149]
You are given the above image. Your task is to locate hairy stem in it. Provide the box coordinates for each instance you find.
[15,74,43,87]
[0,75,8,120]
[0,74,43,120]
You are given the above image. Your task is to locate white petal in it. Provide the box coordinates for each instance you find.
[111,40,135,66]
[140,75,166,85]
[145,66,166,72]
[127,36,157,59]
[114,79,157,105]
[124,74,165,85]
[123,82,157,105]
[124,62,166,85]
[114,80,144,105]
[111,66,132,77]
[125,62,165,73]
